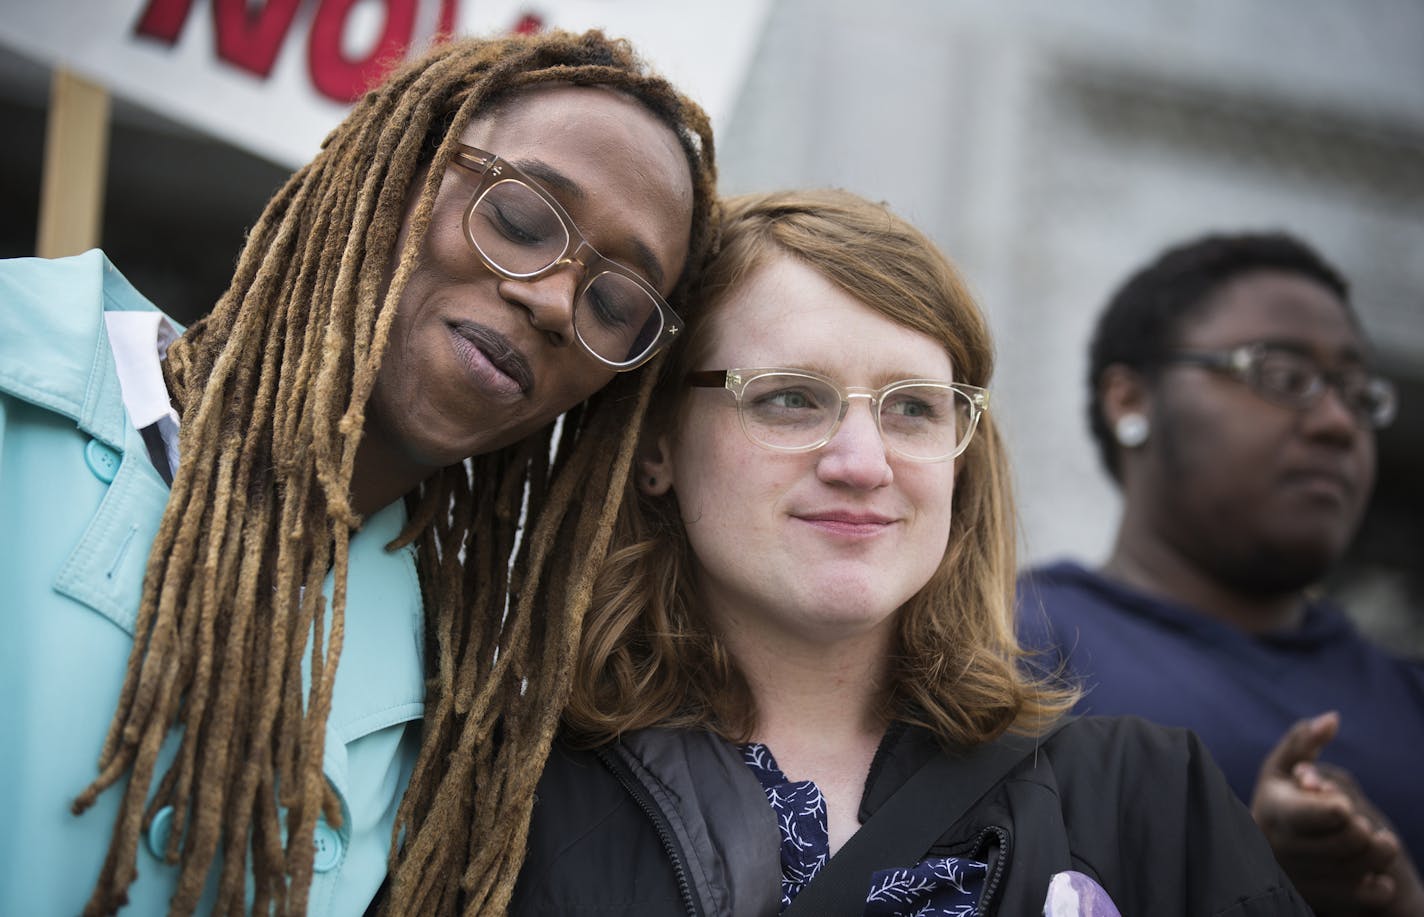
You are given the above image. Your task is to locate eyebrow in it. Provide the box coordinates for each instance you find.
[784,361,956,386]
[510,156,668,289]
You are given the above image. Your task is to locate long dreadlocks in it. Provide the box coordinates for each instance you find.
[73,29,717,916]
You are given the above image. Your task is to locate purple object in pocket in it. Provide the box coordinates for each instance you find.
[1042,871,1122,917]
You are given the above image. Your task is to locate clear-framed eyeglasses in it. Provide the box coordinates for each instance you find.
[685,368,989,462]
[450,144,682,370]
[1166,343,1397,429]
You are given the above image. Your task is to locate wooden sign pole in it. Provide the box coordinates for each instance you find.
[36,68,111,259]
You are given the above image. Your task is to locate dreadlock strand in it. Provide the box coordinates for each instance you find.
[165,320,270,790]
[385,475,469,878]
[85,604,193,916]
[540,374,656,710]
[159,451,242,909]
[273,181,346,465]
[250,769,286,914]
[442,464,512,711]
[278,526,332,809]
[173,365,283,911]
[208,511,277,916]
[247,482,310,788]
[390,462,517,902]
[479,373,656,910]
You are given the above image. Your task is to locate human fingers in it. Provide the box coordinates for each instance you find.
[1255,767,1354,837]
[1309,761,1371,804]
[1275,828,1394,917]
[1258,712,1338,783]
[1288,766,1403,872]
[1352,870,1397,911]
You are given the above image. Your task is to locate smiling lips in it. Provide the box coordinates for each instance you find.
[449,321,534,395]
[794,510,897,537]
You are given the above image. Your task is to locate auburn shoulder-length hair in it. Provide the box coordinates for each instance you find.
[76,29,716,917]
[567,188,1075,750]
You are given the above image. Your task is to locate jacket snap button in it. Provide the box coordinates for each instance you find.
[84,439,121,484]
[146,805,175,859]
[312,821,343,873]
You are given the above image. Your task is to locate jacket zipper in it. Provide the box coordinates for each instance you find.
[593,745,704,917]
[971,826,1011,916]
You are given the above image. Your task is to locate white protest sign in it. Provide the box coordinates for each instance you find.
[0,0,769,168]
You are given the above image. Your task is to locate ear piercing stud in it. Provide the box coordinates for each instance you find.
[1114,413,1150,448]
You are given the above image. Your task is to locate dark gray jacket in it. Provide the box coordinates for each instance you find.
[511,716,1309,916]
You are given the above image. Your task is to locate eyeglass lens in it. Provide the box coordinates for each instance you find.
[739,373,975,460]
[466,179,666,366]
[1250,350,1396,426]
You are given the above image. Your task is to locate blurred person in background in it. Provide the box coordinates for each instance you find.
[1019,231,1424,916]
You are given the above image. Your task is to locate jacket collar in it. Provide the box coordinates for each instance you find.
[0,250,166,450]
[618,728,783,917]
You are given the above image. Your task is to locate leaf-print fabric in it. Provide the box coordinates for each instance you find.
[742,743,986,916]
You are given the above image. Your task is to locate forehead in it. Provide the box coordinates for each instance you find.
[459,84,694,290]
[702,254,954,381]
[1180,270,1365,360]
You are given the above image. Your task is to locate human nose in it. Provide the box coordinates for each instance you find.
[1300,380,1364,444]
[815,397,893,489]
[499,264,580,348]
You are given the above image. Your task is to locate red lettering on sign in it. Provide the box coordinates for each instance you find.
[134,0,196,43]
[309,0,418,102]
[214,0,302,77]
[438,0,458,37]
[133,0,457,104]
[512,13,544,35]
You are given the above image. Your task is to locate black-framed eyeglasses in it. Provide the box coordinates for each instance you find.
[685,368,989,462]
[450,144,682,370]
[1166,343,1398,429]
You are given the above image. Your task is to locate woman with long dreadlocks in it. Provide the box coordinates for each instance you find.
[0,29,715,917]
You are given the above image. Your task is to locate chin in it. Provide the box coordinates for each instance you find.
[421,416,533,468]
[1226,537,1344,597]
[799,591,903,635]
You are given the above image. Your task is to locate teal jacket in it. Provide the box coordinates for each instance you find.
[0,251,425,914]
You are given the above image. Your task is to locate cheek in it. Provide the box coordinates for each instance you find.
[373,291,423,401]
[1354,434,1378,480]
[914,472,957,554]
[425,205,475,273]
[669,421,761,522]
[1157,404,1252,485]
[378,272,448,406]
[414,171,483,278]
[382,210,477,359]
[670,445,725,524]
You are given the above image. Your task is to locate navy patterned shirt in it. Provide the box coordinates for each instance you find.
[741,743,987,916]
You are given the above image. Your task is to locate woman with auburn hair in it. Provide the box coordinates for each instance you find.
[0,28,715,917]
[511,189,1309,916]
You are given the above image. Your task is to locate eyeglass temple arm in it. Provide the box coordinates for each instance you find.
[450,144,496,176]
[1170,350,1240,371]
[684,370,729,389]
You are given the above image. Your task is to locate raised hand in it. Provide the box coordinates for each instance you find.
[1251,712,1422,916]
